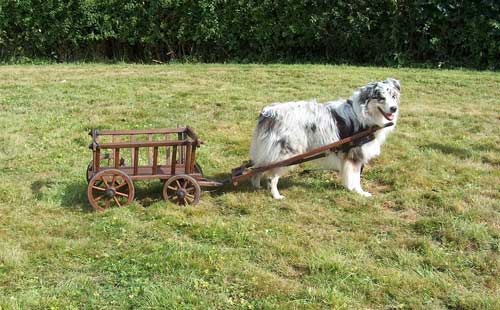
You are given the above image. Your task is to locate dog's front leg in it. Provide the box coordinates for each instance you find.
[341,160,372,197]
[269,175,284,200]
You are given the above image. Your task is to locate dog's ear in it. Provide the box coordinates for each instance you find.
[386,78,401,91]
[359,82,377,105]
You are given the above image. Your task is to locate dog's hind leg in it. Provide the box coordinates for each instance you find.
[341,160,372,197]
[251,173,262,189]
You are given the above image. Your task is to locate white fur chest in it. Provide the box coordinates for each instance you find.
[360,139,381,163]
[360,126,393,163]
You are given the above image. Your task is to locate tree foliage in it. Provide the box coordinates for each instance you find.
[0,0,498,68]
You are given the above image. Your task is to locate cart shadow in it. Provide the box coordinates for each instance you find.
[32,178,89,212]
[61,180,94,212]
[132,181,165,207]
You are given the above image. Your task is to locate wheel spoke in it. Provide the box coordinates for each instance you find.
[101,176,110,188]
[115,182,127,190]
[113,196,122,207]
[115,191,128,198]
[89,170,134,211]
[162,177,198,205]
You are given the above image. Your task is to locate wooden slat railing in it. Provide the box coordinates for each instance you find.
[98,127,187,136]
[97,140,193,149]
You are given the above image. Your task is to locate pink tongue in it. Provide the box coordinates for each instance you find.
[386,114,394,120]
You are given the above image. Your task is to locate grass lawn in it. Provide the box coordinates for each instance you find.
[0,64,499,309]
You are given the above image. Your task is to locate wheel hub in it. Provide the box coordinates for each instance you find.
[104,188,116,198]
[176,189,186,199]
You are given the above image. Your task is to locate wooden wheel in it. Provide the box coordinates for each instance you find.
[87,169,135,211]
[163,175,201,205]
[86,160,94,183]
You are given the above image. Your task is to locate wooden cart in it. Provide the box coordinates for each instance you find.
[86,122,393,211]
[86,127,222,211]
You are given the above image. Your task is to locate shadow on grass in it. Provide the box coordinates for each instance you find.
[422,143,500,166]
[30,178,95,212]
[60,179,94,213]
[31,179,57,201]
[57,170,349,213]
[132,180,164,207]
[423,143,474,159]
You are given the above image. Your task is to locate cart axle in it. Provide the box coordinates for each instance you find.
[104,188,116,198]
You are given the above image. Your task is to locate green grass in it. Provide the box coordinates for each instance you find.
[0,64,499,309]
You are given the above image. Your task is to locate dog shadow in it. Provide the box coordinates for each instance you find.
[422,142,499,165]
[422,143,474,159]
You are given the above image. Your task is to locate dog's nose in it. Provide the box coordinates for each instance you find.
[390,106,398,113]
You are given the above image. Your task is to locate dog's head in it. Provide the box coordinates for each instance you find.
[358,78,401,126]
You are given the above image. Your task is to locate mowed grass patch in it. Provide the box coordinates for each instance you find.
[0,64,499,309]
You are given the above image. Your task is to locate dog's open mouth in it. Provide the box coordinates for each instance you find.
[378,107,395,121]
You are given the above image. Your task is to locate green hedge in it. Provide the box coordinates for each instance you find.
[0,0,498,69]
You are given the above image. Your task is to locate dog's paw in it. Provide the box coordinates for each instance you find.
[359,191,372,197]
[272,194,285,200]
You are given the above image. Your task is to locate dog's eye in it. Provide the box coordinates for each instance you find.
[392,94,397,100]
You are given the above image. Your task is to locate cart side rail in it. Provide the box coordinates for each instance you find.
[96,139,194,149]
[88,126,204,178]
[98,127,188,136]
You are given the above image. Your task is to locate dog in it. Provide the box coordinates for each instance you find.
[249,78,400,199]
